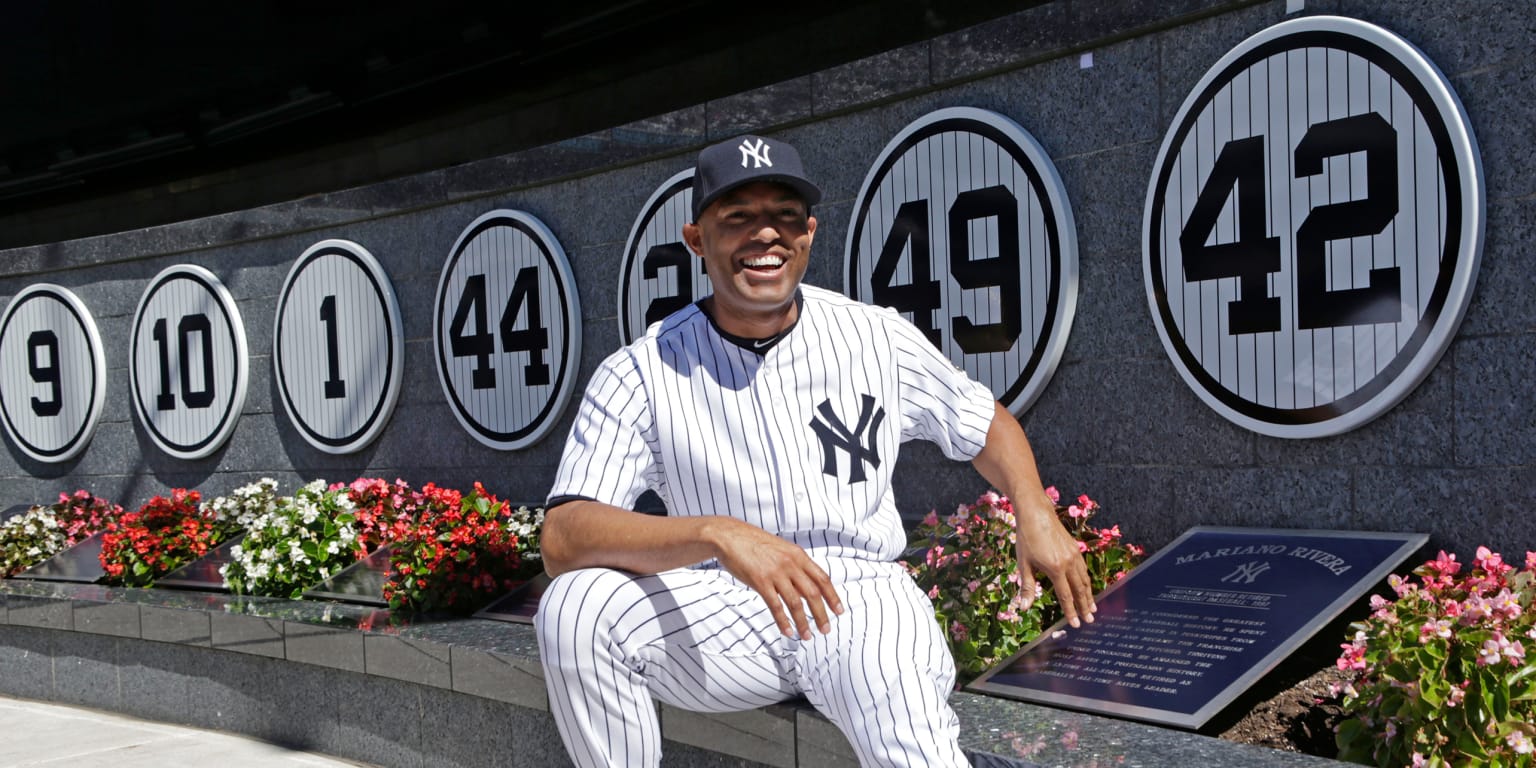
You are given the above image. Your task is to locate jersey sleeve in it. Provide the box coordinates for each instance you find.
[888,309,997,461]
[545,351,656,509]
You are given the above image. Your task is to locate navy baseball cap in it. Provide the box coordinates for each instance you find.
[691,135,823,221]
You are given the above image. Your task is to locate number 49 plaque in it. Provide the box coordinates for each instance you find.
[845,107,1080,417]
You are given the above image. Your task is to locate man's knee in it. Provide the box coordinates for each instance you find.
[537,568,625,647]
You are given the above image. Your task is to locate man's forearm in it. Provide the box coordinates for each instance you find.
[540,499,733,577]
[970,401,1056,518]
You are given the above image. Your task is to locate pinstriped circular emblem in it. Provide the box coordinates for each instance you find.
[129,265,249,460]
[618,169,709,345]
[434,210,582,450]
[0,284,106,462]
[274,239,403,454]
[845,106,1079,417]
[1144,16,1484,438]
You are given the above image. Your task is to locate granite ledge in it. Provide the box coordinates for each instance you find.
[0,579,1344,766]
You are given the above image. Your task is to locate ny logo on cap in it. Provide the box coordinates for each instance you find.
[739,138,772,169]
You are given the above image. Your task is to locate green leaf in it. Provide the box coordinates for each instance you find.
[1421,678,1446,708]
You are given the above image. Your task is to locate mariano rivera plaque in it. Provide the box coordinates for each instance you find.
[1143,16,1484,438]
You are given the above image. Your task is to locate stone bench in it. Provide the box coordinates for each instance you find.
[0,580,1340,767]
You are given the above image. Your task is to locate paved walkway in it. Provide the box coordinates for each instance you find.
[0,695,377,767]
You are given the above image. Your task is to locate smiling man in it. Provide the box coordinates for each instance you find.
[535,134,1094,767]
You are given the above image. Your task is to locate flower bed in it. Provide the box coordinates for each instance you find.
[98,489,223,587]
[0,490,121,578]
[221,480,365,598]
[905,488,1145,679]
[383,482,543,615]
[1335,547,1536,767]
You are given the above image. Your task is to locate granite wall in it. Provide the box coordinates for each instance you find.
[1,0,1530,557]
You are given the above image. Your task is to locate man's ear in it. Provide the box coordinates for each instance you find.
[806,215,817,245]
[682,222,703,257]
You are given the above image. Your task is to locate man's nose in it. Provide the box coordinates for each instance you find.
[750,224,779,243]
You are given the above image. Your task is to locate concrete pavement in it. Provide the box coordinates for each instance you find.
[0,695,378,767]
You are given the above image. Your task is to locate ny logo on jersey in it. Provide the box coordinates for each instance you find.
[739,138,772,169]
[809,394,884,484]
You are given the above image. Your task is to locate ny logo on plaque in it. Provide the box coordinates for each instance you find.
[970,527,1425,729]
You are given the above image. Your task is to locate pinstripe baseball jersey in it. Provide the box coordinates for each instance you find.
[548,283,996,563]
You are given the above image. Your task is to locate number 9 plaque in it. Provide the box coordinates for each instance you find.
[0,284,107,462]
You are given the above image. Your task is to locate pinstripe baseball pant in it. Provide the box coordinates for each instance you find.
[535,558,970,767]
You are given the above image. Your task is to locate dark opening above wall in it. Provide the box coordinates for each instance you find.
[0,0,1046,250]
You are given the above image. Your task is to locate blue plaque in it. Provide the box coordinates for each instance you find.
[968,526,1425,729]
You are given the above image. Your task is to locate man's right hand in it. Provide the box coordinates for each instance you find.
[542,501,844,639]
[703,517,845,640]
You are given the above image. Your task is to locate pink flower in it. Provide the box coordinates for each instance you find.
[1337,643,1367,671]
[1504,637,1527,665]
[1478,636,1504,666]
[1043,486,1060,504]
[922,510,939,527]
[1411,753,1428,767]
[1067,505,1088,519]
[1526,551,1536,572]
[1508,730,1534,755]
[949,621,970,643]
[1461,595,1492,624]
[1419,619,1452,642]
[1475,546,1509,575]
[1447,683,1466,707]
[1493,589,1523,620]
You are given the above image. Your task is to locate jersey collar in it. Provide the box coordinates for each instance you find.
[697,289,803,355]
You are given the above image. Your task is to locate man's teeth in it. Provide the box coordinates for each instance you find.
[744,255,784,268]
